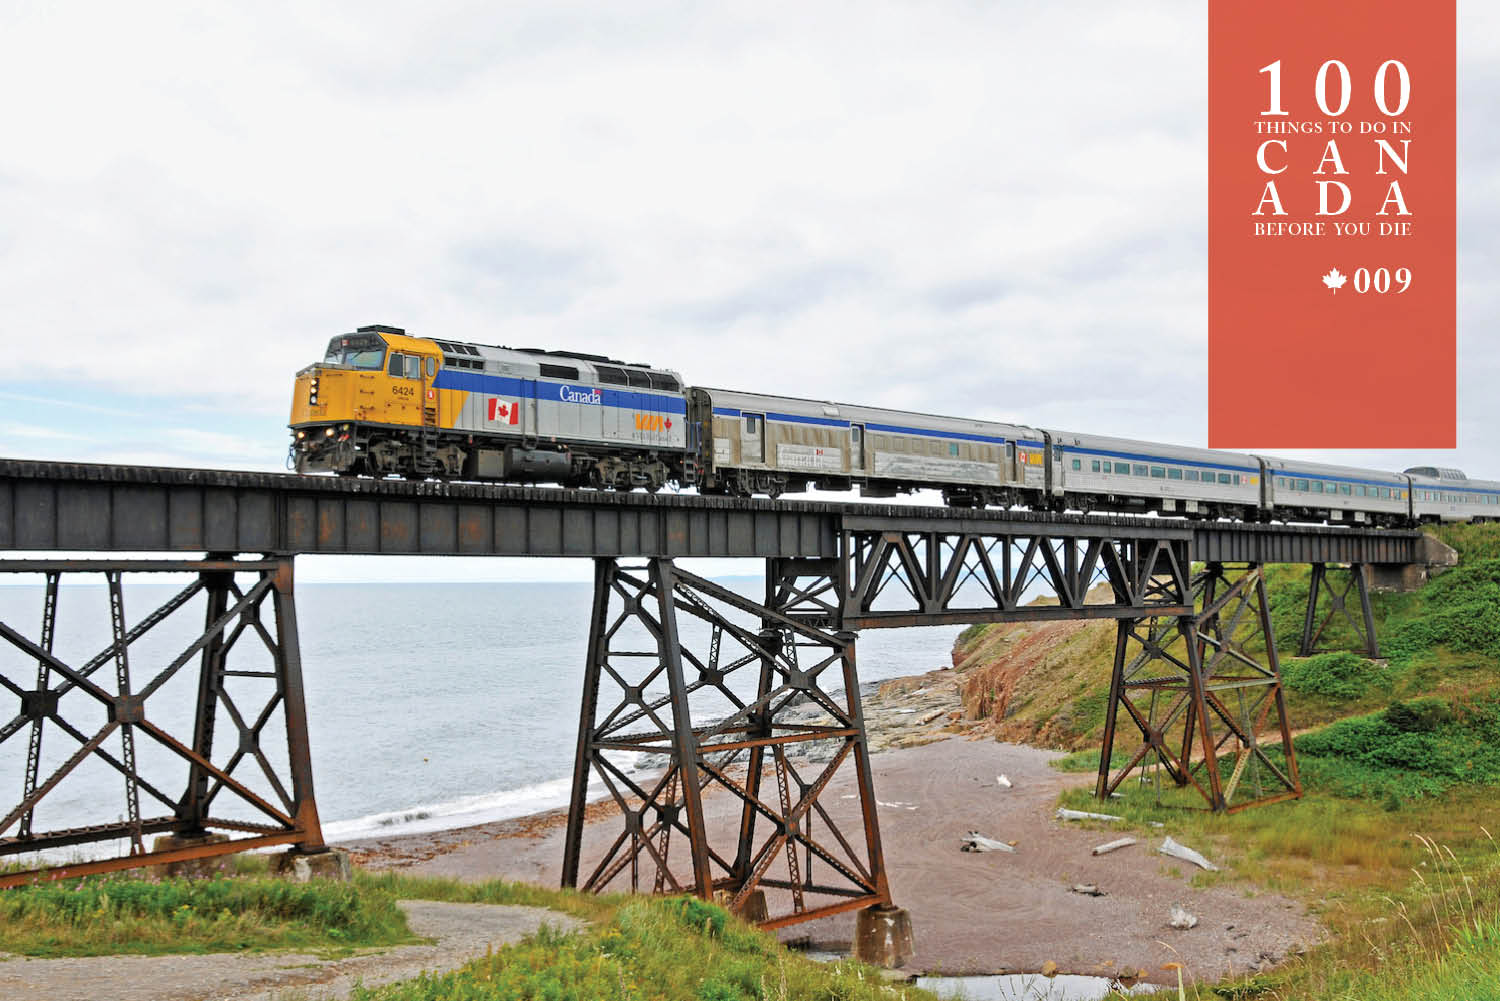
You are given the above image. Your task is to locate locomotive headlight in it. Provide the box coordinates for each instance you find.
[296,430,306,440]
[324,427,336,437]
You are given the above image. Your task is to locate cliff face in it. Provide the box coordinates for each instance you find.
[950,614,1117,751]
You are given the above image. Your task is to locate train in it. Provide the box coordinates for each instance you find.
[288,324,1499,527]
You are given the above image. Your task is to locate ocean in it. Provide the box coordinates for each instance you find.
[0,578,963,854]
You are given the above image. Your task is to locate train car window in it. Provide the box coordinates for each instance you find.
[1072,459,1082,471]
[539,363,580,380]
[1150,466,1165,478]
[1380,487,1392,499]
[647,373,680,391]
[1311,481,1323,493]
[746,415,760,434]
[1114,462,1129,474]
[1232,474,1241,485]
[1091,460,1101,472]
[1187,469,1200,481]
[1340,484,1351,495]
[626,370,651,388]
[1131,464,1146,476]
[388,353,404,377]
[1168,468,1182,480]
[595,366,628,385]
[1218,473,1232,484]
[949,443,960,456]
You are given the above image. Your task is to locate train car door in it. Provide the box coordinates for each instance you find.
[850,423,866,473]
[420,356,439,433]
[1005,442,1018,482]
[742,412,765,464]
[522,378,538,436]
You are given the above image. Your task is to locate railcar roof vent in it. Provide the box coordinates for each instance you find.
[357,324,406,336]
[1405,466,1467,480]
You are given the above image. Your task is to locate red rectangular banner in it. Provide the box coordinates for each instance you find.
[1208,2,1456,448]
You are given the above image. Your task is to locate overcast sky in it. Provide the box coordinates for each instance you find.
[2,2,1496,581]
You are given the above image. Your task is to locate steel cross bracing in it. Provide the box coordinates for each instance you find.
[1095,563,1301,813]
[562,558,890,929]
[837,520,1196,628]
[1299,562,1379,658]
[0,558,324,888]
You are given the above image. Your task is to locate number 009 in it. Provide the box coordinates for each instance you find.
[1353,268,1412,294]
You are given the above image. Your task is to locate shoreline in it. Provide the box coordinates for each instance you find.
[336,662,1317,983]
[339,665,970,870]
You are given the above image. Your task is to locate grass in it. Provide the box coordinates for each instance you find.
[0,870,417,957]
[0,865,941,1001]
[343,893,938,1001]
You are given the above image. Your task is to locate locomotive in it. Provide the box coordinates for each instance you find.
[289,324,1500,527]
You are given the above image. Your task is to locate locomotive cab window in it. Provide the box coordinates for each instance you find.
[325,335,385,370]
[388,353,419,378]
[426,357,436,378]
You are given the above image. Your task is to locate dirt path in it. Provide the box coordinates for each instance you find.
[0,900,580,1001]
[346,738,1320,986]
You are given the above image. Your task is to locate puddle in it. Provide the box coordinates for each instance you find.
[915,973,1164,1000]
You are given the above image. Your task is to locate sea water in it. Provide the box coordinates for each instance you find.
[0,578,962,850]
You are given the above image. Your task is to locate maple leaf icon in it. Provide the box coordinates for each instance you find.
[1321,267,1348,292]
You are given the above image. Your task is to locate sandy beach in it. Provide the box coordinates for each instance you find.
[340,670,1319,985]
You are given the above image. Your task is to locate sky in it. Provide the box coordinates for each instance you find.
[2,2,1497,581]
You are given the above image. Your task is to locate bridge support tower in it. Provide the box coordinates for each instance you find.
[562,557,901,955]
[1096,563,1301,812]
[0,557,326,888]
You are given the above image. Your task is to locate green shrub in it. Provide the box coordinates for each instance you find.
[1281,652,1385,699]
[1293,697,1500,801]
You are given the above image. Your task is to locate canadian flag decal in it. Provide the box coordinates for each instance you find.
[487,398,519,425]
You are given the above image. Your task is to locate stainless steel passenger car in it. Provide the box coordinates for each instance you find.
[1407,467,1500,523]
[1048,431,1261,518]
[427,342,690,488]
[1261,458,1409,527]
[696,388,1045,504]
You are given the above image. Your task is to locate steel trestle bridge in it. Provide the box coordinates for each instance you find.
[0,459,1418,935]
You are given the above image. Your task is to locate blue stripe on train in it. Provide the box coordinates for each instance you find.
[435,370,688,414]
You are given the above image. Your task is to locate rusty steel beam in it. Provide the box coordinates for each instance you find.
[1095,563,1301,813]
[561,557,893,930]
[0,557,323,886]
[1300,562,1380,658]
[0,458,1420,565]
